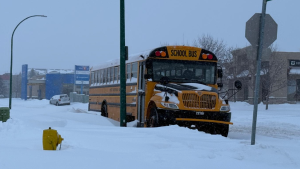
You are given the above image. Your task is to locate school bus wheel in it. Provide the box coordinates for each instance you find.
[147,102,160,127]
[219,124,229,137]
[211,124,229,137]
[101,101,108,117]
[196,123,229,137]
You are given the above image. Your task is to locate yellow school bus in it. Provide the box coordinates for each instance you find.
[89,46,240,137]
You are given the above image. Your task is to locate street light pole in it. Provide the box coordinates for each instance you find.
[9,15,47,109]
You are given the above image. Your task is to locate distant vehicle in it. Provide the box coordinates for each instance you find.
[49,94,70,106]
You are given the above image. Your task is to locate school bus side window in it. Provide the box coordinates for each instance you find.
[100,69,103,84]
[107,67,110,83]
[132,62,138,79]
[118,67,120,81]
[97,70,101,84]
[126,63,131,81]
[114,66,118,83]
[91,72,94,85]
[95,70,98,84]
[110,67,114,83]
[103,68,107,84]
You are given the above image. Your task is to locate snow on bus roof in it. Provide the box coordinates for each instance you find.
[91,50,151,71]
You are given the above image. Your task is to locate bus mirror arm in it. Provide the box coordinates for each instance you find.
[159,77,170,102]
[217,66,223,91]
[217,67,223,78]
[221,80,242,100]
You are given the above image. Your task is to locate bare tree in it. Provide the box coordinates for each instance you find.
[260,45,286,109]
[29,68,36,78]
[193,34,240,99]
[162,35,237,96]
[12,73,22,98]
[0,76,7,97]
[230,44,286,108]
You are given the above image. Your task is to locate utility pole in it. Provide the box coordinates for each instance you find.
[120,0,126,127]
[251,0,270,145]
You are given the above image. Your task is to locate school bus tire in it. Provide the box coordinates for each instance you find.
[147,102,160,127]
[101,101,108,117]
[219,124,229,137]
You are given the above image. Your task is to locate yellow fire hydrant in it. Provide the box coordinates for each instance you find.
[43,127,64,150]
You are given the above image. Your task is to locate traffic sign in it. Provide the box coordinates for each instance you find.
[245,13,278,48]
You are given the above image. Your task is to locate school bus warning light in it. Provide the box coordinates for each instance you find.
[155,51,161,56]
[155,51,167,57]
[202,53,213,60]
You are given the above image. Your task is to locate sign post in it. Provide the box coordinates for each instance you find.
[74,65,90,94]
[245,0,277,145]
[120,0,127,127]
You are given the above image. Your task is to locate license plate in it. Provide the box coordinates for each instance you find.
[196,112,204,115]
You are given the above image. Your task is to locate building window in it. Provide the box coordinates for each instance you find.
[287,80,296,101]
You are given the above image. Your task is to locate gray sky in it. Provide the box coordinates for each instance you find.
[1,0,299,74]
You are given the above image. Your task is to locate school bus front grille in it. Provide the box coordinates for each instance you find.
[182,94,216,109]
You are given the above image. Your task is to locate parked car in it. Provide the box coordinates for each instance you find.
[49,94,70,106]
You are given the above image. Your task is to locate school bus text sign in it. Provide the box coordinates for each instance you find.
[167,47,201,61]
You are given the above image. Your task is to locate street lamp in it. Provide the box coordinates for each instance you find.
[9,15,47,109]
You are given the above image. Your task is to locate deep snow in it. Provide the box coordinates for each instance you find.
[0,99,299,169]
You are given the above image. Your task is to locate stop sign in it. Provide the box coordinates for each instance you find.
[245,13,278,48]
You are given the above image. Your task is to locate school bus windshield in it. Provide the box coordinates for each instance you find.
[150,59,216,84]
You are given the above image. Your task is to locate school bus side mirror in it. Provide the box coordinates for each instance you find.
[144,74,151,79]
[145,60,152,69]
[235,80,242,90]
[217,69,223,78]
[217,83,223,88]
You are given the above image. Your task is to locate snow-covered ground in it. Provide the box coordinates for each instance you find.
[0,99,299,169]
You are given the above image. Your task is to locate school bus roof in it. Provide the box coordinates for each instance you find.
[91,46,217,71]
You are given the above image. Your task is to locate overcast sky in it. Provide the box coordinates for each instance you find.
[1,0,299,74]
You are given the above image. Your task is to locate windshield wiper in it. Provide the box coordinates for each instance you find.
[189,79,207,85]
[172,77,185,80]
[170,77,207,85]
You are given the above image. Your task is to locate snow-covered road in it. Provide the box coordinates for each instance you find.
[0,99,299,169]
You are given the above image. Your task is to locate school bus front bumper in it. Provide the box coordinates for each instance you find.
[175,118,233,125]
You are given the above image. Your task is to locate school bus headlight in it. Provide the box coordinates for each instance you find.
[220,105,230,112]
[161,102,179,109]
